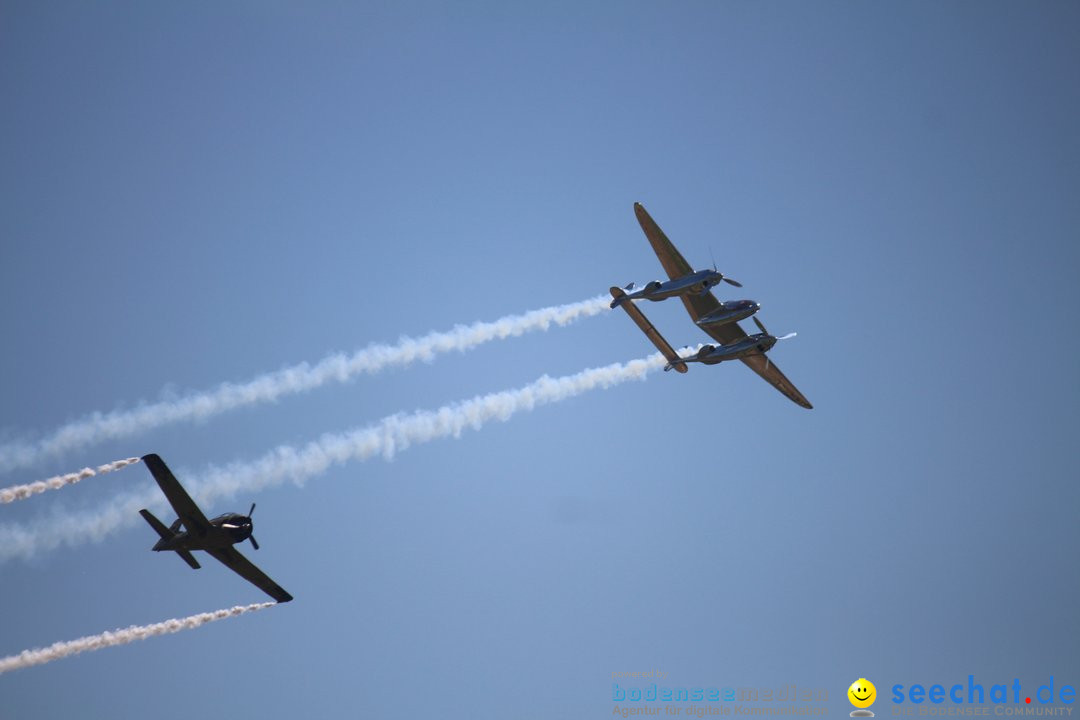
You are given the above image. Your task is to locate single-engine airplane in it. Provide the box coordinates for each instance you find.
[139,453,293,603]
[612,203,812,409]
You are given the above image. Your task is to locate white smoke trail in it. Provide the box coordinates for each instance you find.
[0,294,611,474]
[0,602,275,674]
[0,351,683,562]
[189,351,668,505]
[0,457,141,504]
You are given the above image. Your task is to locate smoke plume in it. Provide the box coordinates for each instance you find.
[0,295,610,474]
[0,457,141,504]
[0,602,276,674]
[0,351,678,562]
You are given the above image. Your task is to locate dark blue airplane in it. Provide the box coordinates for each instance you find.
[139,453,293,603]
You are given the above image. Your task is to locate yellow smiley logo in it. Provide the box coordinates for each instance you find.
[848,678,877,709]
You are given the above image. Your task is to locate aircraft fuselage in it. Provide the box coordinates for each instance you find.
[151,513,252,552]
[696,299,761,328]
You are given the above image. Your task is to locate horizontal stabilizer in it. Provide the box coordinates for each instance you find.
[176,549,201,570]
[142,508,201,568]
[609,286,628,308]
[139,509,172,540]
[609,287,687,373]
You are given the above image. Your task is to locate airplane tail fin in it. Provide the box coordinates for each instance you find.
[140,508,201,569]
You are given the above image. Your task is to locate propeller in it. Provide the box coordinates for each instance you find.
[247,502,259,550]
[708,249,742,287]
[754,316,797,341]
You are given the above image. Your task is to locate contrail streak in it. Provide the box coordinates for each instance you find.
[0,295,611,474]
[0,602,275,674]
[0,457,141,504]
[0,351,683,563]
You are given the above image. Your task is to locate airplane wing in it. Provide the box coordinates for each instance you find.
[609,286,687,373]
[737,353,813,409]
[633,203,813,409]
[142,453,213,536]
[206,545,294,603]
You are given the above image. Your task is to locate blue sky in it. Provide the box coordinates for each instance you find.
[1,2,1078,717]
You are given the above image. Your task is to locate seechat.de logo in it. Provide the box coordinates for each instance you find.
[891,676,1076,708]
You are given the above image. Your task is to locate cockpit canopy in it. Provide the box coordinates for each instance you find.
[212,512,249,525]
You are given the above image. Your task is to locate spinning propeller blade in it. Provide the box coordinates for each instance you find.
[709,249,742,287]
[247,502,258,549]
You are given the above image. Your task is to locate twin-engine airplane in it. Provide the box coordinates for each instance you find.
[610,203,812,409]
[139,453,293,603]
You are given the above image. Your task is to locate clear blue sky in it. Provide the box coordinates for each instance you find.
[2,2,1078,717]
